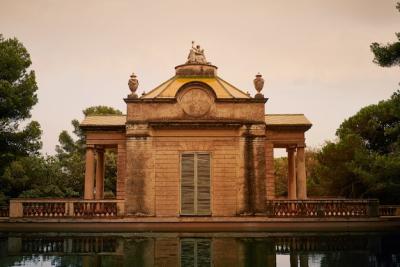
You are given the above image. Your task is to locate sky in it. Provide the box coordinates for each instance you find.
[1,0,399,156]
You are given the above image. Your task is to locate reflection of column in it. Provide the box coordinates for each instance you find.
[95,148,105,199]
[84,145,95,200]
[82,256,92,267]
[287,147,296,199]
[290,253,298,267]
[296,146,307,200]
[299,255,309,267]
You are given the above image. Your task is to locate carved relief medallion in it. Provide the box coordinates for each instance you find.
[179,88,212,117]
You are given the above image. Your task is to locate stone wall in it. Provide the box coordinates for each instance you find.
[152,129,240,216]
[125,136,155,215]
[127,101,266,123]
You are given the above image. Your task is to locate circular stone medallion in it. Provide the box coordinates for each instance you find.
[179,88,212,117]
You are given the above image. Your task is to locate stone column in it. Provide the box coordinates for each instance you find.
[84,145,95,200]
[125,123,155,216]
[296,146,307,200]
[299,255,309,267]
[95,148,105,199]
[287,147,297,199]
[290,253,298,267]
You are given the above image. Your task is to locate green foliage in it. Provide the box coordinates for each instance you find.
[274,157,288,197]
[337,91,400,153]
[0,34,42,174]
[370,2,400,67]
[0,156,80,203]
[0,104,122,204]
[0,34,122,203]
[314,91,400,203]
[83,106,123,116]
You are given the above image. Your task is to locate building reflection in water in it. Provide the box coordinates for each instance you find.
[1,233,400,267]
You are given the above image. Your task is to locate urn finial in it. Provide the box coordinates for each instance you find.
[128,72,139,98]
[253,72,264,98]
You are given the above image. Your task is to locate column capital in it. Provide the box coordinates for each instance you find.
[86,144,95,149]
[95,147,105,153]
[286,146,296,152]
[297,143,306,148]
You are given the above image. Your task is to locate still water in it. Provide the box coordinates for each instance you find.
[0,232,399,267]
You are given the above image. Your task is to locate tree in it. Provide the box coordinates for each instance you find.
[315,91,400,203]
[370,2,400,67]
[0,35,42,175]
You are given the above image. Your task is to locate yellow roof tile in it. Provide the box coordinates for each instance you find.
[80,115,126,127]
[265,114,312,126]
[141,76,250,99]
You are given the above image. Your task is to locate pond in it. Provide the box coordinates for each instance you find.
[0,232,399,266]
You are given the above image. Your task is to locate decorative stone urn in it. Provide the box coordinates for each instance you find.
[253,73,264,98]
[128,72,139,98]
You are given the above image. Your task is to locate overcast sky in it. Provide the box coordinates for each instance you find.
[1,0,399,155]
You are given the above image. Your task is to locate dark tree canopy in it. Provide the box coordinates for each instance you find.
[315,91,400,203]
[0,35,41,175]
[83,106,123,116]
[370,2,400,67]
[0,104,123,204]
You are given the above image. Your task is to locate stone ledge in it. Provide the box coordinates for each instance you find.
[1,218,399,233]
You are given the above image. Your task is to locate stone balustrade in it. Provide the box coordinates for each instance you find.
[379,205,400,216]
[5,198,395,219]
[265,199,380,217]
[8,236,123,255]
[0,206,9,217]
[9,199,124,218]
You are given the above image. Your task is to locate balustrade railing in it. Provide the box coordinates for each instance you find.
[23,201,66,217]
[379,205,400,216]
[9,199,124,218]
[7,198,392,219]
[7,236,122,255]
[74,201,118,217]
[265,199,379,218]
[0,206,9,217]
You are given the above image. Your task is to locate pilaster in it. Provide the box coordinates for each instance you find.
[125,123,155,215]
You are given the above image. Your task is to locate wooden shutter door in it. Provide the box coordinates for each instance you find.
[180,239,211,267]
[180,239,195,267]
[181,153,211,215]
[181,154,195,215]
[196,153,211,215]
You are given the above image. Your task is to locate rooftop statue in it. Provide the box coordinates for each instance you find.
[186,41,210,64]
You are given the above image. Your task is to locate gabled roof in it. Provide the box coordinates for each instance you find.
[141,76,250,99]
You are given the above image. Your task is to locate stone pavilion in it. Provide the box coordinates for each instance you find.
[80,43,312,217]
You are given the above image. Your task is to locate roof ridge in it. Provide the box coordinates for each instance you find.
[158,76,177,97]
[215,77,234,98]
[217,76,250,98]
[265,114,305,116]
[141,76,176,98]
[85,114,126,117]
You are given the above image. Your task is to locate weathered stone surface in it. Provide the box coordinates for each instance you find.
[79,50,312,218]
[125,136,155,216]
